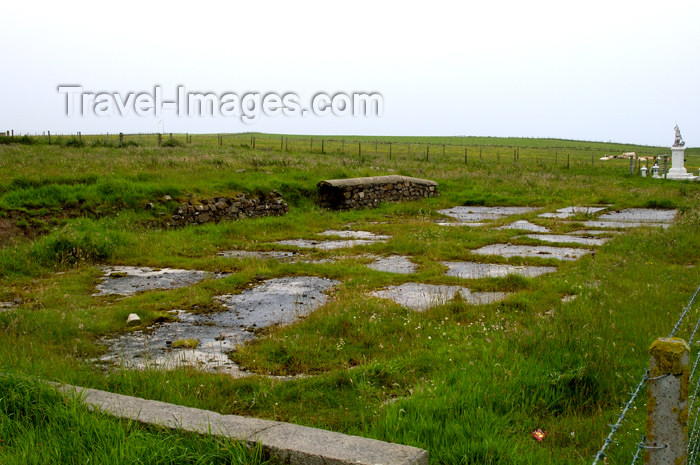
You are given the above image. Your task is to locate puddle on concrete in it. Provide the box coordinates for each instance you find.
[598,208,677,223]
[218,250,303,262]
[95,266,224,296]
[538,206,607,219]
[471,244,590,261]
[319,230,392,240]
[524,234,609,246]
[438,206,539,223]
[581,221,671,229]
[497,220,550,233]
[372,282,509,311]
[442,261,557,279]
[367,255,418,274]
[101,276,339,375]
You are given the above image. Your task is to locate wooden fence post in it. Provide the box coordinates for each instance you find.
[389,142,392,160]
[646,337,689,465]
[464,148,467,164]
[47,131,51,144]
[119,132,124,145]
[321,139,325,154]
[157,133,162,146]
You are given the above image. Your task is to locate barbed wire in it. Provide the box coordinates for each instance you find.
[592,371,649,465]
[593,283,700,465]
[669,283,700,338]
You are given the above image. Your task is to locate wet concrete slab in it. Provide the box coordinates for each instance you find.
[497,220,550,233]
[568,230,620,236]
[438,206,539,223]
[581,221,671,229]
[371,282,509,311]
[435,222,487,227]
[274,239,385,250]
[538,206,607,219]
[442,261,557,279]
[95,266,224,296]
[597,208,677,223]
[524,234,609,246]
[319,230,392,240]
[367,255,418,274]
[213,277,339,328]
[471,244,589,261]
[100,276,339,374]
[218,250,302,262]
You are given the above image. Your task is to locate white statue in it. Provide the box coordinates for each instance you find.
[673,124,685,147]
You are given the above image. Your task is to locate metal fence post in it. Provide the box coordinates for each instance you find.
[646,337,690,465]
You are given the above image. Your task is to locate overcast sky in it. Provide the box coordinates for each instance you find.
[1,0,698,146]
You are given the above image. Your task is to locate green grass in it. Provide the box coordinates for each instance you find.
[0,372,269,465]
[0,135,698,464]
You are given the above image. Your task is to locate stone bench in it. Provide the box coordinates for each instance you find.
[317,175,438,209]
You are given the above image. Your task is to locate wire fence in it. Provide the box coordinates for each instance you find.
[3,130,698,174]
[592,283,700,464]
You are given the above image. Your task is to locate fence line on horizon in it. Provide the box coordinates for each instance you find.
[3,130,696,174]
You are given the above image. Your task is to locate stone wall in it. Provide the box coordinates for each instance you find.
[317,175,438,210]
[170,191,289,226]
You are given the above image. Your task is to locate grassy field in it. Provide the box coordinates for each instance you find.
[0,133,699,464]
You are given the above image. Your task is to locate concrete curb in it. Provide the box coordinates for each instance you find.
[57,383,429,465]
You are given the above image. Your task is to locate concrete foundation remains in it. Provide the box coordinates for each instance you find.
[317,175,438,209]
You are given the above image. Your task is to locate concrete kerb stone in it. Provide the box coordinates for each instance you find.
[55,383,429,465]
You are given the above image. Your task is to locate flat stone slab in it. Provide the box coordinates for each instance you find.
[275,239,386,250]
[214,276,339,328]
[218,250,303,262]
[524,234,609,246]
[95,266,224,296]
[101,277,339,374]
[581,221,671,229]
[367,255,418,274]
[471,244,589,261]
[372,283,508,311]
[497,220,550,233]
[538,206,606,219]
[438,206,539,223]
[568,230,620,236]
[56,383,428,465]
[597,208,677,223]
[442,261,557,279]
[435,222,487,227]
[319,230,392,240]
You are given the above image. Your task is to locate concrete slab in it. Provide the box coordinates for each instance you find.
[95,266,225,296]
[442,261,557,279]
[367,255,418,274]
[101,277,339,374]
[218,250,303,262]
[471,244,589,261]
[597,208,677,223]
[567,230,620,236]
[435,222,487,227]
[538,206,606,219]
[438,206,539,223]
[275,239,386,250]
[497,220,550,233]
[372,282,508,311]
[581,221,671,229]
[56,383,428,465]
[524,234,609,246]
[319,230,392,240]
